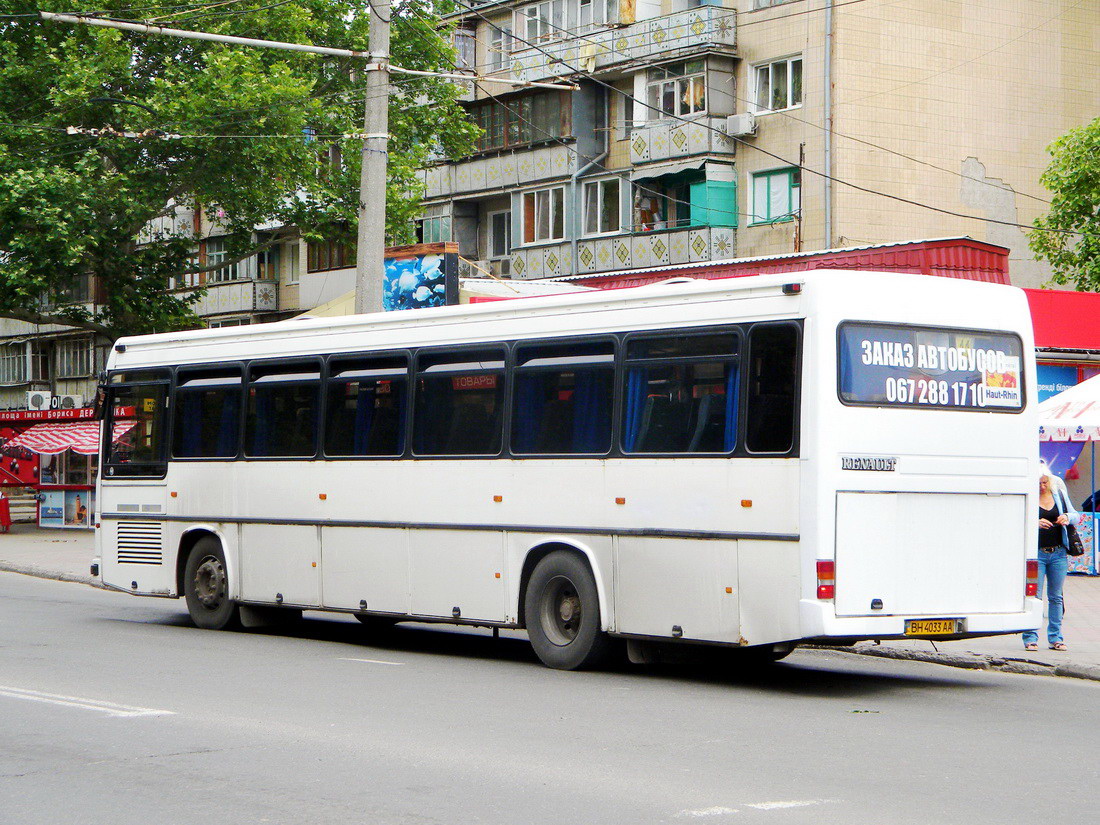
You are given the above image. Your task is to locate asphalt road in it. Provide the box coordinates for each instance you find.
[1,571,1097,825]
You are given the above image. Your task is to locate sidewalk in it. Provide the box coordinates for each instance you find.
[2,524,1099,680]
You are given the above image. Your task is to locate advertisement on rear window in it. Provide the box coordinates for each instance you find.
[838,323,1024,411]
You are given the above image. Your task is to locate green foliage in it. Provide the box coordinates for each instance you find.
[0,1,478,338]
[1029,117,1100,291]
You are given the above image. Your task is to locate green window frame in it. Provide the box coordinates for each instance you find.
[750,168,801,225]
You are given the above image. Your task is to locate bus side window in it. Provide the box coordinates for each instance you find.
[511,340,614,455]
[172,367,243,459]
[621,332,739,455]
[245,361,321,458]
[325,355,408,457]
[413,348,506,456]
[745,324,799,454]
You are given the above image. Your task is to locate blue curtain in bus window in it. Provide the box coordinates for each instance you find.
[724,364,739,452]
[352,384,374,455]
[572,371,609,453]
[181,393,202,456]
[252,389,273,457]
[623,369,647,452]
[513,374,546,453]
[216,391,239,456]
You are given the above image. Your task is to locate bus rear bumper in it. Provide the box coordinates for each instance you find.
[798,598,1043,643]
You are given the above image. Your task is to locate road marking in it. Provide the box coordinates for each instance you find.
[676,806,739,818]
[745,800,827,811]
[0,685,174,718]
[338,657,406,666]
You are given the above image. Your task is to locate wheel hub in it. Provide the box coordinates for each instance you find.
[540,575,582,647]
[194,557,226,609]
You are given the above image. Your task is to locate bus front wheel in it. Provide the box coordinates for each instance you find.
[525,551,610,670]
[184,538,241,630]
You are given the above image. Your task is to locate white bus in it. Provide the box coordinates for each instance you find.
[94,270,1041,669]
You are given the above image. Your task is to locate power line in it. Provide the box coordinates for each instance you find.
[449,0,1075,235]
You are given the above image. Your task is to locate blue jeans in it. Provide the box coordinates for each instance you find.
[1023,546,1068,646]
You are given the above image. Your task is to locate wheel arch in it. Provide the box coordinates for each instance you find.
[517,539,612,631]
[175,525,235,598]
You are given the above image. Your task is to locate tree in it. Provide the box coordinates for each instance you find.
[0,1,478,339]
[1029,116,1100,291]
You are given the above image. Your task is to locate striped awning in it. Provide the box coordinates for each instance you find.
[2,421,136,456]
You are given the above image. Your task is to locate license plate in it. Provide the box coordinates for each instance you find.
[905,618,961,636]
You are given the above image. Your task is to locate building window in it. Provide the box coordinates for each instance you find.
[583,179,621,235]
[284,242,300,285]
[754,56,803,112]
[0,343,26,385]
[633,174,699,231]
[208,317,252,328]
[468,91,572,153]
[647,61,706,119]
[489,211,511,260]
[54,338,94,379]
[579,0,614,28]
[454,26,476,70]
[751,167,801,224]
[256,244,279,280]
[306,239,357,272]
[522,186,565,243]
[419,216,452,244]
[204,237,240,283]
[488,26,512,72]
[752,0,797,7]
[520,0,564,42]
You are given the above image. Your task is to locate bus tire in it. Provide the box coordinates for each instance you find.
[183,537,241,630]
[525,550,610,670]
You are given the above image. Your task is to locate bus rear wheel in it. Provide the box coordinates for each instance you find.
[525,551,610,670]
[184,538,241,630]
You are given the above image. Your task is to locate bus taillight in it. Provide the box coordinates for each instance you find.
[816,560,835,600]
[1025,560,1039,597]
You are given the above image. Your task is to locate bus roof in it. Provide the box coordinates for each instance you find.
[109,269,1025,371]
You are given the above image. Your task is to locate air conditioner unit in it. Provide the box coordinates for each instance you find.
[726,112,757,137]
[26,391,52,411]
[52,394,83,410]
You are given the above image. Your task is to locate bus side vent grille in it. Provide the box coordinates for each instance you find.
[117,522,163,565]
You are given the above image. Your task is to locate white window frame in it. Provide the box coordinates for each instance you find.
[750,167,801,225]
[519,0,565,43]
[420,215,452,244]
[579,0,613,29]
[54,338,94,379]
[284,241,301,285]
[0,343,27,385]
[488,26,513,73]
[454,26,476,71]
[488,210,512,260]
[204,237,240,284]
[646,60,707,120]
[582,178,622,236]
[522,186,566,244]
[753,55,803,114]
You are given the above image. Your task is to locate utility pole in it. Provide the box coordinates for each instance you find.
[355,0,391,315]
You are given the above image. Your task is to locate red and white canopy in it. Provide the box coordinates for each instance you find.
[1039,375,1100,442]
[2,421,136,455]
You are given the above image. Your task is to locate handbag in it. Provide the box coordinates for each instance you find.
[1066,522,1086,557]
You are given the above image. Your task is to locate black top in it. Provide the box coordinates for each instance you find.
[1039,502,1063,549]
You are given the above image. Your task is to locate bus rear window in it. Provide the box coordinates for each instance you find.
[105,379,168,476]
[838,323,1024,411]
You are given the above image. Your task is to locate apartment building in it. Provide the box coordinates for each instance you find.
[420,0,1099,289]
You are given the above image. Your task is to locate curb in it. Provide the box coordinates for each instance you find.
[0,561,102,589]
[818,643,1100,683]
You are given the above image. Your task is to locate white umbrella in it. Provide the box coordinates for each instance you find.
[1039,373,1100,442]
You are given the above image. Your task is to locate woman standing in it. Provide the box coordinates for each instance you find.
[1024,470,1076,651]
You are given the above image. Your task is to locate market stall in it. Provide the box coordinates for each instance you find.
[1039,374,1100,575]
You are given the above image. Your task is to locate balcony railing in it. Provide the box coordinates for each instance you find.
[185,279,278,318]
[422,143,575,199]
[629,115,735,165]
[509,8,736,85]
[509,224,735,280]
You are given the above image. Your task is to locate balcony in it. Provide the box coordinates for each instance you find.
[509,8,736,85]
[509,224,735,280]
[186,279,278,318]
[629,115,735,165]
[422,143,574,200]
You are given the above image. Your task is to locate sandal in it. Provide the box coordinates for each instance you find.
[1050,642,1068,651]
[1024,643,1038,651]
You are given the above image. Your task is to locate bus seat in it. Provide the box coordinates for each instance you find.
[535,399,572,453]
[688,394,727,453]
[637,397,691,453]
[366,405,401,455]
[445,402,494,454]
